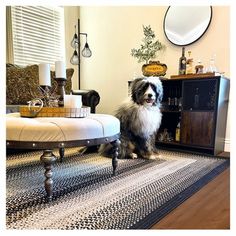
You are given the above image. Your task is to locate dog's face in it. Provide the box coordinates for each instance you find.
[131,77,163,107]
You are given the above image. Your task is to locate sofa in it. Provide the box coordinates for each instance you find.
[6,63,100,113]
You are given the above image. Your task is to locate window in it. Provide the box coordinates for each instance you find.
[11,6,65,66]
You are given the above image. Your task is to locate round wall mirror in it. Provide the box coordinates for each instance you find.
[163,6,212,46]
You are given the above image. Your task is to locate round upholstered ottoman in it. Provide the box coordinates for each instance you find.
[6,113,120,199]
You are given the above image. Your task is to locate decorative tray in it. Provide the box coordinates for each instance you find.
[19,106,91,118]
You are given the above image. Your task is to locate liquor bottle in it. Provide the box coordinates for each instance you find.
[174,86,178,110]
[179,47,186,75]
[168,86,173,110]
[194,87,199,109]
[195,60,204,74]
[186,50,193,74]
[175,120,180,142]
[207,57,218,73]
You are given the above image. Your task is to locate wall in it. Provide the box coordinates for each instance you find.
[78,6,230,151]
[64,6,80,90]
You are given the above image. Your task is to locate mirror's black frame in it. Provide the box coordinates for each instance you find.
[163,6,213,46]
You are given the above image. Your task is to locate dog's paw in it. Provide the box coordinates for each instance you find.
[130,153,138,159]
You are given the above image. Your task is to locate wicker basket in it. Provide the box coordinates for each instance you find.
[19,106,91,118]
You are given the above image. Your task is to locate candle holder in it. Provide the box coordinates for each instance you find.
[38,85,59,107]
[54,77,67,107]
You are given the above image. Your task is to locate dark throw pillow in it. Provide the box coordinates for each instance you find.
[6,64,74,105]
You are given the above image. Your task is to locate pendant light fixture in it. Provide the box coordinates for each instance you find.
[70,50,79,65]
[70,25,79,49]
[81,35,92,58]
[70,19,92,88]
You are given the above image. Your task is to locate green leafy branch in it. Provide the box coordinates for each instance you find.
[131,25,165,64]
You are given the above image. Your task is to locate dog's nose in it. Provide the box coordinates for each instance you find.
[148,94,153,98]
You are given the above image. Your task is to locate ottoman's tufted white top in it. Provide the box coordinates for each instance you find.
[6,113,120,142]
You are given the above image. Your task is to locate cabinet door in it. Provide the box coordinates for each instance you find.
[181,111,214,147]
[182,79,217,111]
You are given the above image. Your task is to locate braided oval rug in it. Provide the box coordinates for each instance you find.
[6,148,229,229]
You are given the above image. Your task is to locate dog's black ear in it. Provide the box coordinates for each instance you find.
[130,78,143,102]
[149,79,163,104]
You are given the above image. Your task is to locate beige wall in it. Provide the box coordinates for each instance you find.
[73,6,230,151]
[64,6,80,89]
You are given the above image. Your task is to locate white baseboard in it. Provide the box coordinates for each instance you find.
[224,138,230,152]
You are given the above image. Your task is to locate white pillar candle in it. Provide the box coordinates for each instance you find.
[63,95,71,108]
[39,63,51,86]
[70,95,82,108]
[55,61,66,78]
[64,95,82,108]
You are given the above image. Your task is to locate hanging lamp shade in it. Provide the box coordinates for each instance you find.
[70,34,78,49]
[82,42,92,57]
[70,25,79,49]
[70,50,79,65]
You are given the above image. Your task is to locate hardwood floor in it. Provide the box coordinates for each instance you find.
[151,153,230,229]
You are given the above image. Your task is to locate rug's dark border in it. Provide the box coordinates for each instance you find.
[130,159,230,229]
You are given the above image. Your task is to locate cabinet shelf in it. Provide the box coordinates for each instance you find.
[161,110,181,113]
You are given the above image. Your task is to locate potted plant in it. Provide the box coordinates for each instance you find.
[131,25,167,76]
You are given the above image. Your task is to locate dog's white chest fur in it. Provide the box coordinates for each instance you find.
[130,103,162,138]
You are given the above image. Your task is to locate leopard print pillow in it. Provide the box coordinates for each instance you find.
[6,64,73,105]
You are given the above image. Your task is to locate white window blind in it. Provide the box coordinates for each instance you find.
[11,6,65,66]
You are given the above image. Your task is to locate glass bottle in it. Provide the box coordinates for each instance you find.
[174,86,178,110]
[179,47,186,75]
[193,87,199,109]
[175,119,181,142]
[186,51,193,74]
[207,57,218,73]
[195,60,204,74]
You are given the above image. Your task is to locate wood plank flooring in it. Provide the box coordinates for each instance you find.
[151,154,230,229]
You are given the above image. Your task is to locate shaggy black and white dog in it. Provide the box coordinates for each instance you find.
[115,76,163,159]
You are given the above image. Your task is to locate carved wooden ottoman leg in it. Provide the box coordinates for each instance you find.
[111,139,120,175]
[40,150,57,200]
[59,147,65,162]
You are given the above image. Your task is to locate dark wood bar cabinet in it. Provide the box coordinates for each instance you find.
[157,75,230,155]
